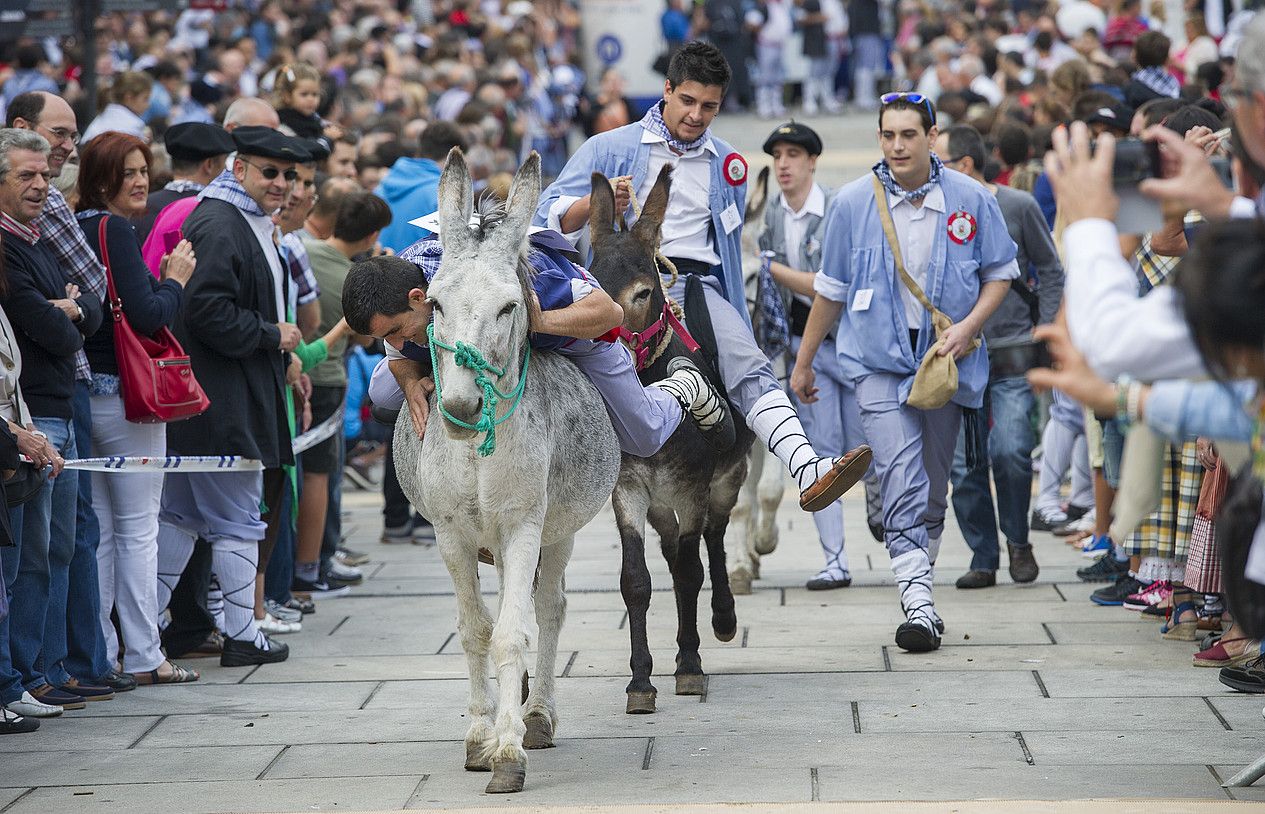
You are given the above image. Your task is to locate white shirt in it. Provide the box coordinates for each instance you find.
[758,0,794,45]
[888,184,946,331]
[240,209,287,328]
[969,74,1005,107]
[635,130,721,266]
[780,183,826,305]
[1062,218,1204,381]
[81,103,147,145]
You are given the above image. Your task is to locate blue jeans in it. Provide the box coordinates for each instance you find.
[1101,417,1126,488]
[950,377,1037,572]
[66,381,108,681]
[9,416,78,690]
[0,523,22,703]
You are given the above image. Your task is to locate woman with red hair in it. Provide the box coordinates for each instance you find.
[76,131,198,686]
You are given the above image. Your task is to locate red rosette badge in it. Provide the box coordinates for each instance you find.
[723,152,747,186]
[947,210,977,245]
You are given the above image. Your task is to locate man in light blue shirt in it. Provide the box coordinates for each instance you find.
[794,94,1019,653]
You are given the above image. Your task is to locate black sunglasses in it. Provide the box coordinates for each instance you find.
[241,158,298,182]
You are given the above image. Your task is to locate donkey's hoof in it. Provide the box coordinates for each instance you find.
[675,673,707,696]
[464,743,492,772]
[714,623,738,643]
[753,532,778,556]
[478,547,495,565]
[485,758,527,793]
[729,572,752,596]
[626,690,657,714]
[523,713,555,749]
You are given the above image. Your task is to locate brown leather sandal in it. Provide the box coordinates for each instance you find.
[799,445,873,512]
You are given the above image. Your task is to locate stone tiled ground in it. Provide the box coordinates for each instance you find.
[1,110,1262,812]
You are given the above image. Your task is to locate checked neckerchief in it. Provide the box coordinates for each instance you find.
[200,169,270,216]
[755,255,790,361]
[872,152,945,202]
[640,100,709,154]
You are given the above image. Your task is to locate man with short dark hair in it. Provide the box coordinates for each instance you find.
[374,121,469,251]
[537,41,872,517]
[794,95,1019,652]
[935,123,1063,590]
[154,126,309,668]
[293,192,392,597]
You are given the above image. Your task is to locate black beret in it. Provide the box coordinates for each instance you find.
[164,122,235,161]
[296,136,332,163]
[232,126,311,163]
[762,121,823,156]
[188,76,223,106]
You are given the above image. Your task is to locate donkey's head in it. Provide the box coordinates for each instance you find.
[426,148,540,432]
[586,166,672,335]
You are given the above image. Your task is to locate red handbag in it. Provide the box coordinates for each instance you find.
[98,216,210,423]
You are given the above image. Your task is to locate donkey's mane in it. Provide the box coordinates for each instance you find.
[469,194,537,310]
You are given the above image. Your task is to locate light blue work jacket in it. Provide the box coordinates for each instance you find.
[817,168,1018,409]
[533,122,750,325]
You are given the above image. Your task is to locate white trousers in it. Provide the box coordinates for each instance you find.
[91,394,167,673]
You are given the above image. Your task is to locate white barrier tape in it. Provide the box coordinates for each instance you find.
[290,406,345,456]
[17,407,346,474]
[58,455,264,473]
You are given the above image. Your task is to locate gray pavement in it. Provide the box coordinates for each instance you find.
[1,111,1262,812]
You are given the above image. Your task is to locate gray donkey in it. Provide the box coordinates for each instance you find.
[392,150,621,794]
[586,167,752,715]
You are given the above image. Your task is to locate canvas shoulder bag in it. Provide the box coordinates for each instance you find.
[870,174,978,410]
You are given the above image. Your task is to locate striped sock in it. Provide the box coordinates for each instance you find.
[746,390,834,492]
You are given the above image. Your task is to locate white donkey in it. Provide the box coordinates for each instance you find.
[392,150,621,794]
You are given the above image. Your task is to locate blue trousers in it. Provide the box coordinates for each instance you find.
[949,376,1037,572]
[856,373,961,560]
[67,381,108,681]
[10,416,78,690]
[0,521,21,703]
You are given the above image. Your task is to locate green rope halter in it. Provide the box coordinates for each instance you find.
[426,322,531,457]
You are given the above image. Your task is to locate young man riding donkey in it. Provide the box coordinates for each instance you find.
[536,40,871,518]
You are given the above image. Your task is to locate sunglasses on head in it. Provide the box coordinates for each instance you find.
[880,92,936,125]
[241,158,298,182]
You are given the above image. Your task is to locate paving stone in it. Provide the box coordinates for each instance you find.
[857,697,1224,733]
[1023,731,1265,765]
[73,681,377,717]
[1036,669,1237,698]
[0,746,280,786]
[817,763,1231,801]
[138,707,470,747]
[0,789,30,808]
[707,671,1043,703]
[0,714,158,753]
[567,645,884,678]
[887,643,1197,672]
[3,776,423,814]
[1043,620,1173,645]
[1207,696,1265,731]
[239,654,472,683]
[411,766,810,807]
[650,732,1025,770]
[265,736,648,779]
[1214,766,1265,801]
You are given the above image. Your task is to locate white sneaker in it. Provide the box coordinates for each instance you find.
[264,598,302,624]
[7,691,63,718]
[257,613,301,635]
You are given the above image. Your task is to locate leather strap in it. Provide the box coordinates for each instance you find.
[870,174,936,317]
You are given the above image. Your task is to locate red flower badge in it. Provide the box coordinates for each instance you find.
[947,210,977,245]
[722,152,748,186]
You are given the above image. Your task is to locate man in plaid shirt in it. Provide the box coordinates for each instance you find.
[8,91,132,697]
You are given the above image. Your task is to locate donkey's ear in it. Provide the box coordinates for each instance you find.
[631,164,671,253]
[588,172,616,252]
[490,151,541,255]
[437,147,474,255]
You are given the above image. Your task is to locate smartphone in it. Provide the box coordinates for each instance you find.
[988,337,1051,379]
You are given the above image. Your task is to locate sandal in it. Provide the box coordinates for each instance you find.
[1194,637,1260,668]
[130,660,200,685]
[1162,601,1200,641]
